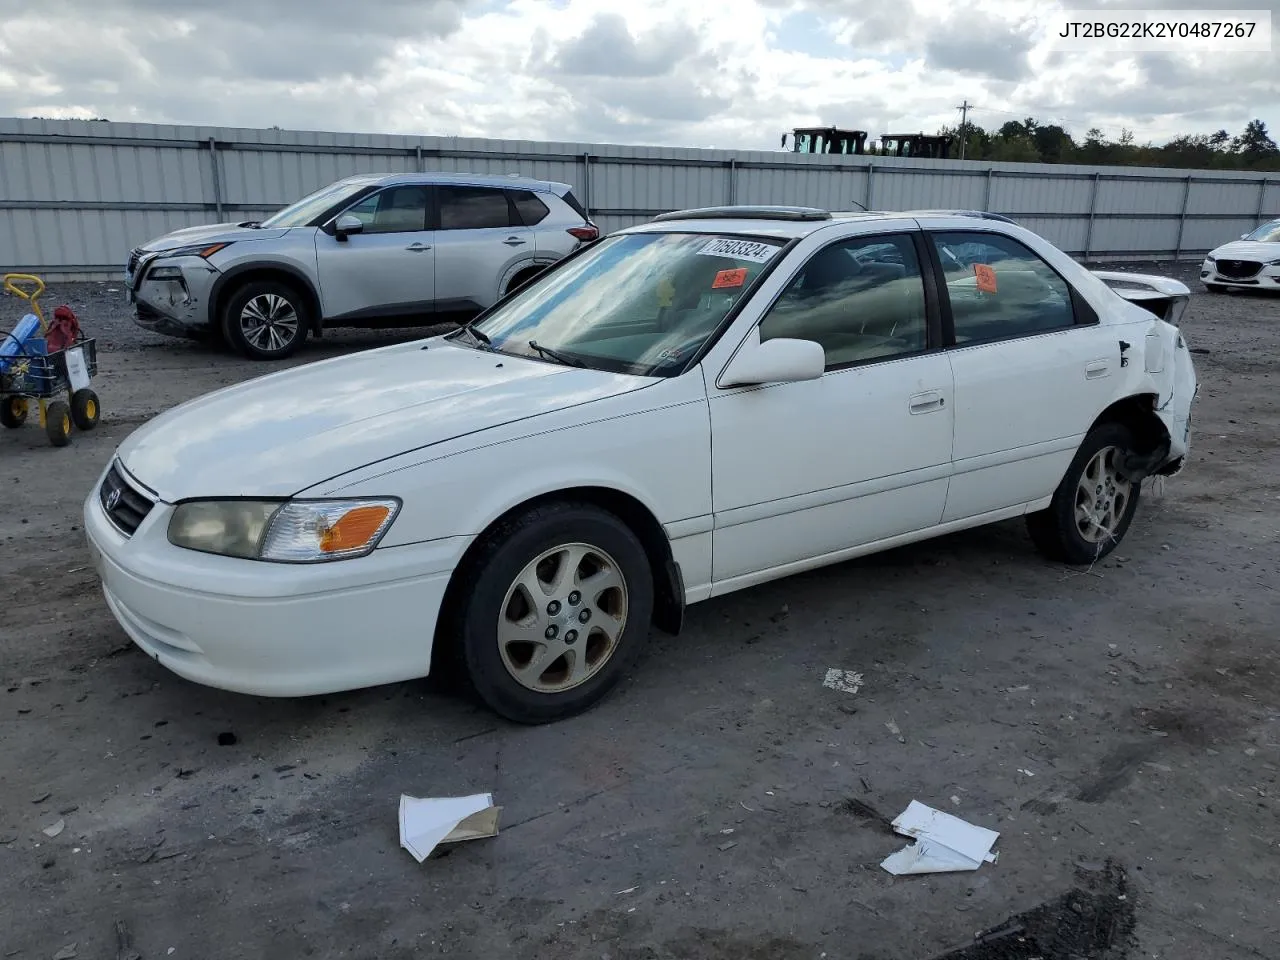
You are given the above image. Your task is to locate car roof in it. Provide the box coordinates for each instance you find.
[621,205,1018,240]
[333,171,572,195]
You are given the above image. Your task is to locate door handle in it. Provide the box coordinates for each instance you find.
[909,391,946,414]
[405,243,431,252]
[1085,360,1110,379]
[503,236,527,246]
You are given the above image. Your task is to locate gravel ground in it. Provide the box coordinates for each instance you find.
[1,265,1277,960]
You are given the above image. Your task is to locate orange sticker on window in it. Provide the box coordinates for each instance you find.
[974,263,998,294]
[712,268,748,289]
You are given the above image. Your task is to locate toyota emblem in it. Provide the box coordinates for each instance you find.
[104,487,122,511]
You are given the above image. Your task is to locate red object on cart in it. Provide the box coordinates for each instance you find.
[45,305,82,353]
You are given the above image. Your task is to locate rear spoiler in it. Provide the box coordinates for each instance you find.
[1091,270,1191,327]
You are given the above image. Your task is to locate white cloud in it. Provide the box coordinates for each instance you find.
[0,0,1275,148]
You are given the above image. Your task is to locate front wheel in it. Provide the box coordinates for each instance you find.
[1026,422,1142,564]
[0,396,28,428]
[44,400,72,447]
[447,501,654,724]
[222,281,308,360]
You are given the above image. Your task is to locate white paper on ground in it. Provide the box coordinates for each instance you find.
[880,800,999,876]
[822,668,864,695]
[398,793,501,863]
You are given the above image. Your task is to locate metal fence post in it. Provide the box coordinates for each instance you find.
[1173,175,1192,260]
[727,158,737,205]
[581,152,592,219]
[1256,178,1269,221]
[415,144,424,173]
[984,168,994,211]
[208,137,223,218]
[865,164,874,210]
[1083,173,1100,260]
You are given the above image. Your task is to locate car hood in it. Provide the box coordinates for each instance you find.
[139,221,292,252]
[1208,240,1280,262]
[117,339,654,502]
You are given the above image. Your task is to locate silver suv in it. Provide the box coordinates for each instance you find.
[124,172,599,360]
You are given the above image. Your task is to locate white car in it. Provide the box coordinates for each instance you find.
[84,206,1199,723]
[1201,218,1280,292]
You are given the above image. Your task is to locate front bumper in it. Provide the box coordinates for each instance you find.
[1201,260,1280,290]
[83,464,469,698]
[125,253,221,337]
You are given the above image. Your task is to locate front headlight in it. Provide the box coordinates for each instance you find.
[158,242,233,260]
[1204,256,1216,264]
[167,497,400,562]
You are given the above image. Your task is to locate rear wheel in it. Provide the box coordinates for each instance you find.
[505,266,545,296]
[71,388,100,430]
[445,501,654,723]
[222,281,308,360]
[1026,422,1141,564]
[0,396,28,428]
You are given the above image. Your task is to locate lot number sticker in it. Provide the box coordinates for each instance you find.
[698,238,778,263]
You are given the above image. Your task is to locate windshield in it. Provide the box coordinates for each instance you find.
[259,178,379,228]
[465,231,787,376]
[1243,221,1280,242]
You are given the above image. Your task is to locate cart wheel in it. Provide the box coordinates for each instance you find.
[45,400,72,447]
[71,388,100,430]
[0,396,27,429]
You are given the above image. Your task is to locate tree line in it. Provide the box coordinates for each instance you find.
[932,117,1280,171]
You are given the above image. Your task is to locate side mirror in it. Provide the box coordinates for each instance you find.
[719,334,825,387]
[333,214,365,242]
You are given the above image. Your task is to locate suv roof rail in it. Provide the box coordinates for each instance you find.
[651,205,832,223]
[906,209,1018,224]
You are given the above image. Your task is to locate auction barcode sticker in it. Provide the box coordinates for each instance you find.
[697,238,781,263]
[1048,10,1271,51]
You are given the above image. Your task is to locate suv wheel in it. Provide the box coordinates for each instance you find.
[223,281,308,360]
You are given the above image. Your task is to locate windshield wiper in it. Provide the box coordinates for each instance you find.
[528,340,586,368]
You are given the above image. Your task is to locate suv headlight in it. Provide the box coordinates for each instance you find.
[167,497,400,562]
[158,242,233,260]
[1204,255,1216,264]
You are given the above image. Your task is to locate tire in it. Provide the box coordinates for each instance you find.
[1026,422,1141,565]
[70,388,100,430]
[505,267,545,296]
[222,280,308,361]
[0,396,28,428]
[445,501,654,724]
[44,400,72,447]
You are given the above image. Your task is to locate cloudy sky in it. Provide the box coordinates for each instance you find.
[0,0,1275,150]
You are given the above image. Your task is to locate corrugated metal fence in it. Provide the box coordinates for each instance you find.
[3,117,1278,280]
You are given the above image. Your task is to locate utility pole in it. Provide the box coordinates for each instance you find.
[957,99,971,160]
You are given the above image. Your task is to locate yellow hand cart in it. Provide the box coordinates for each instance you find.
[1,274,101,447]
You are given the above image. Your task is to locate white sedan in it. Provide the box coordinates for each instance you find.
[1201,218,1280,292]
[84,206,1199,723]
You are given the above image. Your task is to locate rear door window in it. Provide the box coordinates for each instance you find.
[438,186,515,230]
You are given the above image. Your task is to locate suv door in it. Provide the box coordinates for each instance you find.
[706,231,955,586]
[925,228,1120,521]
[432,186,534,320]
[313,185,435,323]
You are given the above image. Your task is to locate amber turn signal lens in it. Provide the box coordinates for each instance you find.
[318,505,393,553]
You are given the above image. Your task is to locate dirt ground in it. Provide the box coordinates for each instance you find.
[1,264,1277,960]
